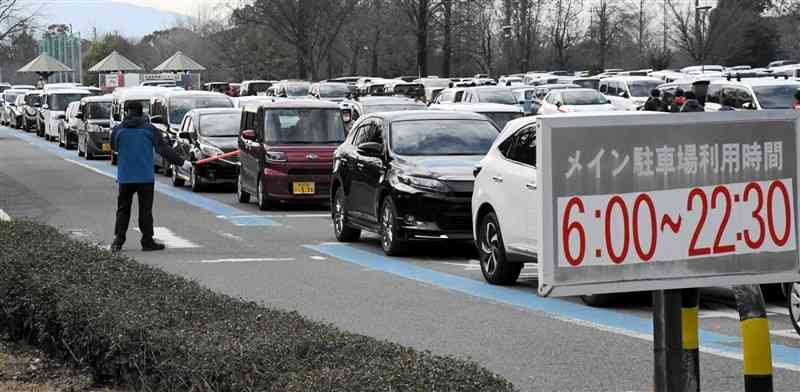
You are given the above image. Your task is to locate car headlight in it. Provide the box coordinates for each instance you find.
[265,151,287,162]
[398,175,448,192]
[200,144,224,157]
[88,124,106,133]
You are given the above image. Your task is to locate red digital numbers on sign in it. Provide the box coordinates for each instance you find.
[558,179,796,267]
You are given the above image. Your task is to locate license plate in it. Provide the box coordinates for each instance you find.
[292,182,315,195]
[101,143,111,152]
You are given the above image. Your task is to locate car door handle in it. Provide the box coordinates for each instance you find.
[525,183,537,191]
[491,176,504,183]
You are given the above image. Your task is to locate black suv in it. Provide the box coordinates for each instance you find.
[331,110,499,255]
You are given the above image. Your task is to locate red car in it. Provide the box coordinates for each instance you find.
[236,100,346,209]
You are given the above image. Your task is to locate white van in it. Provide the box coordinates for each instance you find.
[599,76,663,111]
[42,87,90,141]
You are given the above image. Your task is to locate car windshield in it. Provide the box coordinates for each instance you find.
[628,81,662,97]
[562,91,609,105]
[391,119,498,156]
[477,89,516,105]
[483,112,522,130]
[752,85,800,109]
[574,79,600,90]
[87,102,111,119]
[365,103,426,113]
[50,94,88,111]
[263,109,345,144]
[285,84,310,97]
[319,84,349,98]
[24,94,41,105]
[4,92,20,103]
[169,96,233,124]
[247,82,271,94]
[199,113,242,137]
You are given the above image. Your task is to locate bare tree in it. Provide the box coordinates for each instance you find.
[233,0,358,80]
[398,0,442,77]
[0,0,37,42]
[509,0,546,72]
[548,0,583,68]
[666,0,751,64]
[587,0,624,70]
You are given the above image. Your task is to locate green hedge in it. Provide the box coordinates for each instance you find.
[0,220,515,391]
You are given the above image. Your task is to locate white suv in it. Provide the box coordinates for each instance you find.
[704,77,800,111]
[472,116,539,285]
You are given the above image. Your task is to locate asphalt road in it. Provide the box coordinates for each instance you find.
[1,126,800,391]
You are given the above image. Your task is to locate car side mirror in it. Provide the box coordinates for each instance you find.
[179,132,191,139]
[357,142,384,158]
[556,101,562,107]
[75,112,83,120]
[56,114,65,120]
[150,115,164,125]
[241,129,256,141]
[619,91,629,98]
[742,102,754,110]
[607,99,612,104]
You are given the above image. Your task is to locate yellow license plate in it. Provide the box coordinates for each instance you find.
[292,182,315,195]
[101,143,111,152]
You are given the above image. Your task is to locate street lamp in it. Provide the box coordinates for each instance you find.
[694,2,713,69]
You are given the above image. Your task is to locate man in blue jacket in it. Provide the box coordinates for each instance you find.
[110,101,190,252]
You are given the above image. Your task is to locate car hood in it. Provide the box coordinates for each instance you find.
[394,155,482,180]
[564,104,616,112]
[200,136,239,153]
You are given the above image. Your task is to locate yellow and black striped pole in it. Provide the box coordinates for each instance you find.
[681,288,700,392]
[733,285,773,392]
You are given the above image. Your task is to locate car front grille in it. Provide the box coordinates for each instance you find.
[437,211,472,231]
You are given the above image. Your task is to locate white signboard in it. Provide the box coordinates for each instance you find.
[538,111,800,297]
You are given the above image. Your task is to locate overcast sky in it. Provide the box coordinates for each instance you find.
[114,0,219,15]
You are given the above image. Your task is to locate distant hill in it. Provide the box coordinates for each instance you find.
[30,1,185,39]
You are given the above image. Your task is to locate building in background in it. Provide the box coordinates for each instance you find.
[38,24,81,83]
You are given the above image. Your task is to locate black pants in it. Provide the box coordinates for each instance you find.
[114,183,155,244]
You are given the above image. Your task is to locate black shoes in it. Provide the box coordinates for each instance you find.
[110,240,124,253]
[141,240,166,251]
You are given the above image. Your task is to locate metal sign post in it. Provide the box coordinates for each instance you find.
[537,111,800,390]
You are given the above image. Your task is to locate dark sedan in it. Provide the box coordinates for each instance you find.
[331,110,499,255]
[171,108,242,191]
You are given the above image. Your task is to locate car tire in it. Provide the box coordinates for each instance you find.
[190,165,203,192]
[478,211,522,285]
[257,177,274,211]
[85,148,94,160]
[789,282,800,336]
[163,160,173,177]
[111,153,118,166]
[579,294,615,307]
[333,187,360,242]
[236,173,250,203]
[380,196,406,256]
[171,165,185,187]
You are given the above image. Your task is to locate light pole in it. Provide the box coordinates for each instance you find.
[695,1,712,67]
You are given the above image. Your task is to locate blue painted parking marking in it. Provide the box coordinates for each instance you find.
[2,128,277,226]
[305,243,800,370]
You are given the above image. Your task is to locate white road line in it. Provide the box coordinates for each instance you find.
[310,255,327,260]
[698,310,741,320]
[0,208,10,221]
[134,227,201,249]
[63,158,115,179]
[195,257,296,263]
[219,213,329,219]
[771,329,800,339]
[219,232,244,241]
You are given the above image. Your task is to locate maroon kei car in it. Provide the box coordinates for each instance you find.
[236,100,346,209]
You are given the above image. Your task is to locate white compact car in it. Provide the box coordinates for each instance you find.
[599,76,663,111]
[538,88,615,115]
[471,116,540,286]
[43,88,90,141]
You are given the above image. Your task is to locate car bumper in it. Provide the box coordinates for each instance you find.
[196,159,238,183]
[263,163,332,201]
[86,132,112,155]
[392,189,473,240]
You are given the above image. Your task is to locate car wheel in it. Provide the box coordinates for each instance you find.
[190,165,203,192]
[163,160,173,177]
[333,187,360,242]
[236,173,250,203]
[380,196,406,256]
[171,165,185,187]
[85,148,94,160]
[257,177,274,211]
[579,294,615,307]
[111,153,118,166]
[789,282,800,336]
[478,211,522,285]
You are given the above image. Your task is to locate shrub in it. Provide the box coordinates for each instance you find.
[0,220,515,391]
